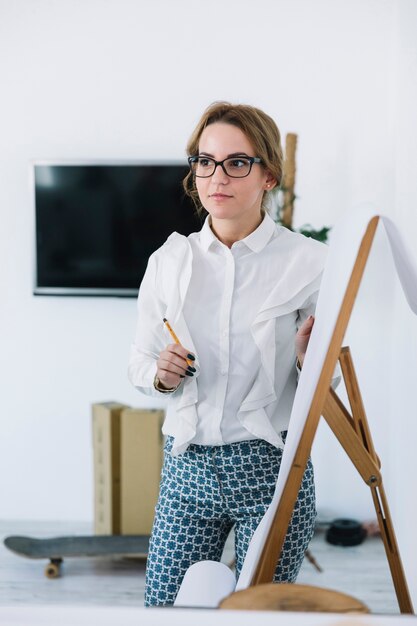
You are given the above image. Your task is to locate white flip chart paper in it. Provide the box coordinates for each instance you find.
[174,560,236,607]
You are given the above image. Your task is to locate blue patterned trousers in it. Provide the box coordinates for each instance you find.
[145,434,316,606]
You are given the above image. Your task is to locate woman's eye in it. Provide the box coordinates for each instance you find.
[229,159,248,168]
[198,158,212,167]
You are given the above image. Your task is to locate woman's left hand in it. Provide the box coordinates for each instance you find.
[295,315,315,367]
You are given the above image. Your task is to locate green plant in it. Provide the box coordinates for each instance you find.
[273,188,331,243]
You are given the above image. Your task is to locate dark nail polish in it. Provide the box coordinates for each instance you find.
[187,366,196,373]
[187,354,195,361]
[185,370,194,377]
[180,375,185,378]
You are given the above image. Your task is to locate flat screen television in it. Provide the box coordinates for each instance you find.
[33,162,203,296]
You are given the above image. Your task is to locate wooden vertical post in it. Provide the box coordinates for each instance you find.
[280,133,298,228]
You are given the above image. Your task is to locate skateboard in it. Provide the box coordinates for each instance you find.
[4,534,149,579]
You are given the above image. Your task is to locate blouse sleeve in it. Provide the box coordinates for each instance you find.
[127,252,182,397]
[295,289,341,389]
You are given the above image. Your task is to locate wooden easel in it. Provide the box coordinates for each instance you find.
[250,216,414,614]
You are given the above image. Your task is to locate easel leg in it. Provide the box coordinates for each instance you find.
[370,484,413,613]
[322,348,413,614]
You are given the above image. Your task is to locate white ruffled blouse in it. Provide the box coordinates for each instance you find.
[128,213,328,456]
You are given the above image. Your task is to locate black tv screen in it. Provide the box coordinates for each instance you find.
[33,163,203,296]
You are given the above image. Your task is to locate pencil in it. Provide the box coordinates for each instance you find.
[163,318,181,345]
[163,318,193,366]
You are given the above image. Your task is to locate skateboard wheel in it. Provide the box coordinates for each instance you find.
[45,559,62,579]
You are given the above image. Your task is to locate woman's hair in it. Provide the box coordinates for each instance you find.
[183,101,283,216]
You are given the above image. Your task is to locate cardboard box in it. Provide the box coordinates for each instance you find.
[120,408,164,535]
[91,402,129,535]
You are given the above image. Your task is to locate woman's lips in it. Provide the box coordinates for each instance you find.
[210,193,232,199]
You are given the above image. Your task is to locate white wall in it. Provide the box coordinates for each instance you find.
[389,0,417,604]
[0,0,415,555]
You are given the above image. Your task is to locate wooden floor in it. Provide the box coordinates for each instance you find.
[0,520,400,615]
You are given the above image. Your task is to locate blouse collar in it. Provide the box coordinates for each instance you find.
[200,211,277,253]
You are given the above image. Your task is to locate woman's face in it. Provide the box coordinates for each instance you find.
[195,122,272,225]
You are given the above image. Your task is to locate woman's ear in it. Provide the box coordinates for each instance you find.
[264,171,278,191]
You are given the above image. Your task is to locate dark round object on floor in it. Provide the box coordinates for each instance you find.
[326,518,366,547]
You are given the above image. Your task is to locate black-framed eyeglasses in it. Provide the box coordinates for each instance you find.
[188,155,263,178]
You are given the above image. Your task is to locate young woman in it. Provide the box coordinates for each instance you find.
[128,102,328,606]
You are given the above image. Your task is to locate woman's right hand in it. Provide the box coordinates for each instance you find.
[155,344,195,390]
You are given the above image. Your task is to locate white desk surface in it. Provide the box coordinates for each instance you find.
[0,606,415,625]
